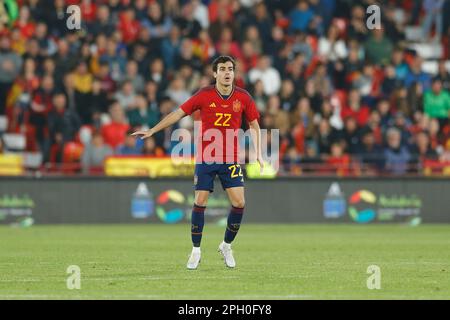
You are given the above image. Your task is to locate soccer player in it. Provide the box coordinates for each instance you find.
[132,56,263,269]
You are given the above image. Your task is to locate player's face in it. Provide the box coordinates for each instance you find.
[214,62,235,87]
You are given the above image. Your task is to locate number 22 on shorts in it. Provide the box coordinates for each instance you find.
[228,164,243,178]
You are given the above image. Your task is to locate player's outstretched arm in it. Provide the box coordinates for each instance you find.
[131,108,186,139]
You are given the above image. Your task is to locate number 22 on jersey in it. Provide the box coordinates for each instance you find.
[214,113,232,127]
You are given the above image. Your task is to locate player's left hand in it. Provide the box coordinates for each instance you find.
[257,157,264,175]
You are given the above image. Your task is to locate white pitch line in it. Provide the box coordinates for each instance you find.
[0,279,42,282]
[85,276,241,281]
[0,294,63,299]
[232,295,313,299]
[0,276,242,283]
[0,294,312,299]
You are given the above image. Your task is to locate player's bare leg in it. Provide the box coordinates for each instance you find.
[218,187,245,268]
[187,191,209,270]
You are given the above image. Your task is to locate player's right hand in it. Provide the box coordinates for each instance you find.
[131,129,154,140]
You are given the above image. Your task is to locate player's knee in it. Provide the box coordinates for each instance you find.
[195,198,208,207]
[194,192,209,207]
[232,199,245,208]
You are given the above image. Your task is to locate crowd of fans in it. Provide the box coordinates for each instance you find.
[0,0,449,175]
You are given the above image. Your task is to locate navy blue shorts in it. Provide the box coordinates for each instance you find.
[194,163,244,192]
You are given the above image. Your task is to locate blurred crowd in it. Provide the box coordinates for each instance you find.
[0,0,449,175]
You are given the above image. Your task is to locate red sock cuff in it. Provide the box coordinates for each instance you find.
[231,205,244,214]
[193,204,206,213]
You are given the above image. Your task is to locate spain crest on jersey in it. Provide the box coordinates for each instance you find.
[233,100,241,112]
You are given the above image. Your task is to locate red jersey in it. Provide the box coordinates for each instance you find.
[180,85,260,163]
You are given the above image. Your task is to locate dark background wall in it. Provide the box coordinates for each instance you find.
[0,177,449,224]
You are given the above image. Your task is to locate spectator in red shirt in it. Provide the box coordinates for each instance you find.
[215,26,242,60]
[118,8,141,44]
[101,102,130,149]
[341,89,370,127]
[326,142,351,176]
[14,6,35,39]
[208,0,233,24]
[80,0,97,24]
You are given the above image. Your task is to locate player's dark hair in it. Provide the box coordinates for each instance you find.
[212,56,236,72]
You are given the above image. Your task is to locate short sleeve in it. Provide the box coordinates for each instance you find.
[180,91,202,115]
[244,94,260,123]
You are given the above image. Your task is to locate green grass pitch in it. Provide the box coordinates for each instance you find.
[0,224,449,300]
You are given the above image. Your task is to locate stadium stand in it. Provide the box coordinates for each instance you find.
[0,0,449,176]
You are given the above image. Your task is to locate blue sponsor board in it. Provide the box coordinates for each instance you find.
[323,199,346,218]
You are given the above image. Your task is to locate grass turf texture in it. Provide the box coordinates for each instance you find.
[0,224,449,300]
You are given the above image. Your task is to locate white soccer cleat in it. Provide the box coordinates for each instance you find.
[218,242,236,268]
[187,247,201,270]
